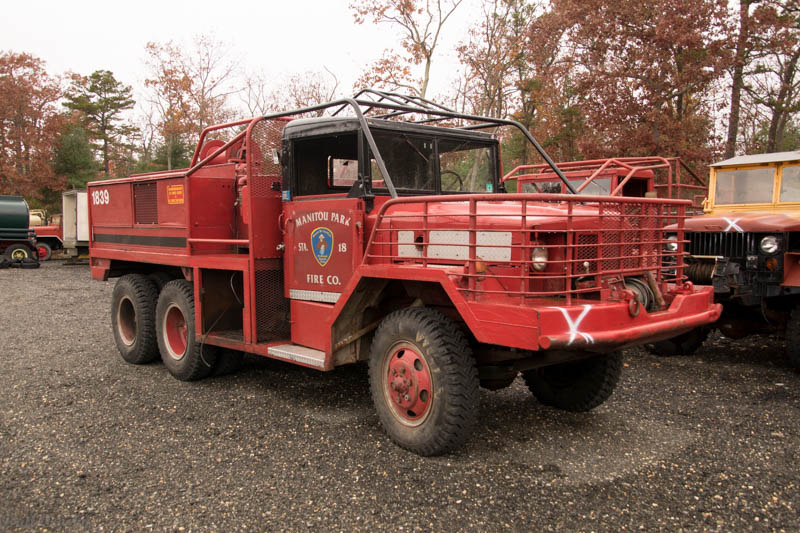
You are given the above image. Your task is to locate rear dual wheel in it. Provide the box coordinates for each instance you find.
[112,276,218,379]
[156,280,217,381]
[111,274,160,364]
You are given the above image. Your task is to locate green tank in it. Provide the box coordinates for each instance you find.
[0,195,38,261]
[0,195,32,240]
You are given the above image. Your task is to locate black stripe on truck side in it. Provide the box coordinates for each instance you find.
[94,234,187,247]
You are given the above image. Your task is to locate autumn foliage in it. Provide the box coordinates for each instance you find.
[1,1,799,209]
[0,52,65,202]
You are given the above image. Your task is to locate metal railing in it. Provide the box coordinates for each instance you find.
[502,157,707,214]
[364,193,689,306]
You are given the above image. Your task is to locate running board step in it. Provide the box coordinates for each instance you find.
[267,344,326,369]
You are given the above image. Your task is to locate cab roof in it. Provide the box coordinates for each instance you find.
[282,116,496,143]
[711,151,800,168]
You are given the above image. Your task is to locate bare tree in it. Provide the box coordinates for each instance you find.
[241,68,340,117]
[183,34,239,134]
[351,0,463,98]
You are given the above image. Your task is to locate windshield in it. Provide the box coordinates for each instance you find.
[370,132,496,194]
[715,167,774,204]
[779,165,800,202]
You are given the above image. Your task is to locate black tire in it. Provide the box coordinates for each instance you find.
[20,258,40,269]
[480,375,518,391]
[156,280,217,381]
[37,242,52,261]
[111,274,160,364]
[212,349,244,377]
[522,352,622,412]
[5,244,31,261]
[0,258,9,269]
[785,307,800,370]
[368,307,479,456]
[148,271,174,291]
[645,327,709,356]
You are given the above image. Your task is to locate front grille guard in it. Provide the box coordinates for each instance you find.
[364,193,689,306]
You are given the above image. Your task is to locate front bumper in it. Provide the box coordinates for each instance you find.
[534,285,721,351]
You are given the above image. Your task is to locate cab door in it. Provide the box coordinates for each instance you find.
[283,198,364,304]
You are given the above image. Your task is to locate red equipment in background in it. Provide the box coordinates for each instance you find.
[502,156,708,214]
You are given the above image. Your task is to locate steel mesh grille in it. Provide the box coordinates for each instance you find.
[134,182,157,224]
[254,259,290,342]
[576,234,598,273]
[249,119,287,197]
[688,232,756,258]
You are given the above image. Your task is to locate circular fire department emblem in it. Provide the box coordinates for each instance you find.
[311,227,334,267]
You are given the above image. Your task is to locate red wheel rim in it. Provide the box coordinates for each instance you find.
[117,296,136,346]
[163,304,188,360]
[37,245,47,259]
[383,343,433,426]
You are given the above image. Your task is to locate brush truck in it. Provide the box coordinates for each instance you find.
[88,92,721,455]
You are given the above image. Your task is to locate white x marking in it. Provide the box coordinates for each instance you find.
[722,217,743,233]
[549,304,595,345]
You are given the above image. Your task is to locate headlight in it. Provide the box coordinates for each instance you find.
[760,235,779,255]
[665,235,678,253]
[531,246,548,271]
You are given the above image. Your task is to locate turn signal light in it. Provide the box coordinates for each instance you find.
[475,260,488,273]
[765,257,779,271]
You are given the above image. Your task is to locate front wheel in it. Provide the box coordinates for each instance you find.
[156,280,217,381]
[785,307,800,370]
[5,244,32,261]
[36,242,52,261]
[522,352,622,412]
[369,307,479,456]
[645,327,709,356]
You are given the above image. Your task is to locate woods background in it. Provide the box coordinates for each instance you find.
[1,0,798,211]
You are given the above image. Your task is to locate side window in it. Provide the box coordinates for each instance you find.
[329,158,358,187]
[439,139,493,193]
[780,165,800,202]
[293,133,359,196]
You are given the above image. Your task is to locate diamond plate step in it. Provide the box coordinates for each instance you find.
[267,344,326,369]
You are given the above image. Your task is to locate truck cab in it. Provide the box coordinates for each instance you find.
[88,91,721,455]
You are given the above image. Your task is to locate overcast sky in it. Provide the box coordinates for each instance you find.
[2,0,479,112]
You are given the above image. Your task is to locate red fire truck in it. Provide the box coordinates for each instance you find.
[88,91,720,455]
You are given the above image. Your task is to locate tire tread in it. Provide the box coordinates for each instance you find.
[369,307,479,456]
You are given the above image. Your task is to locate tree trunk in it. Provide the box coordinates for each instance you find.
[726,0,751,159]
[420,55,432,99]
[767,48,799,152]
[103,137,110,177]
[167,135,174,171]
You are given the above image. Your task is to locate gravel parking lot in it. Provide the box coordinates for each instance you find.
[1,261,798,531]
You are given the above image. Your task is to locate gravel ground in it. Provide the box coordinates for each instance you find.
[1,261,799,532]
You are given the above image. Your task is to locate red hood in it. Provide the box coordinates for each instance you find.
[385,200,611,231]
[679,211,800,233]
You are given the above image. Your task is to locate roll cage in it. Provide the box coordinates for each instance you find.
[187,89,578,200]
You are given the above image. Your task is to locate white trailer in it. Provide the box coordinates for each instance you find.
[62,190,89,256]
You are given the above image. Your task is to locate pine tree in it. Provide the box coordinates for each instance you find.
[63,70,135,177]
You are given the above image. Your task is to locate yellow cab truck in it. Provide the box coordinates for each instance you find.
[653,150,800,368]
